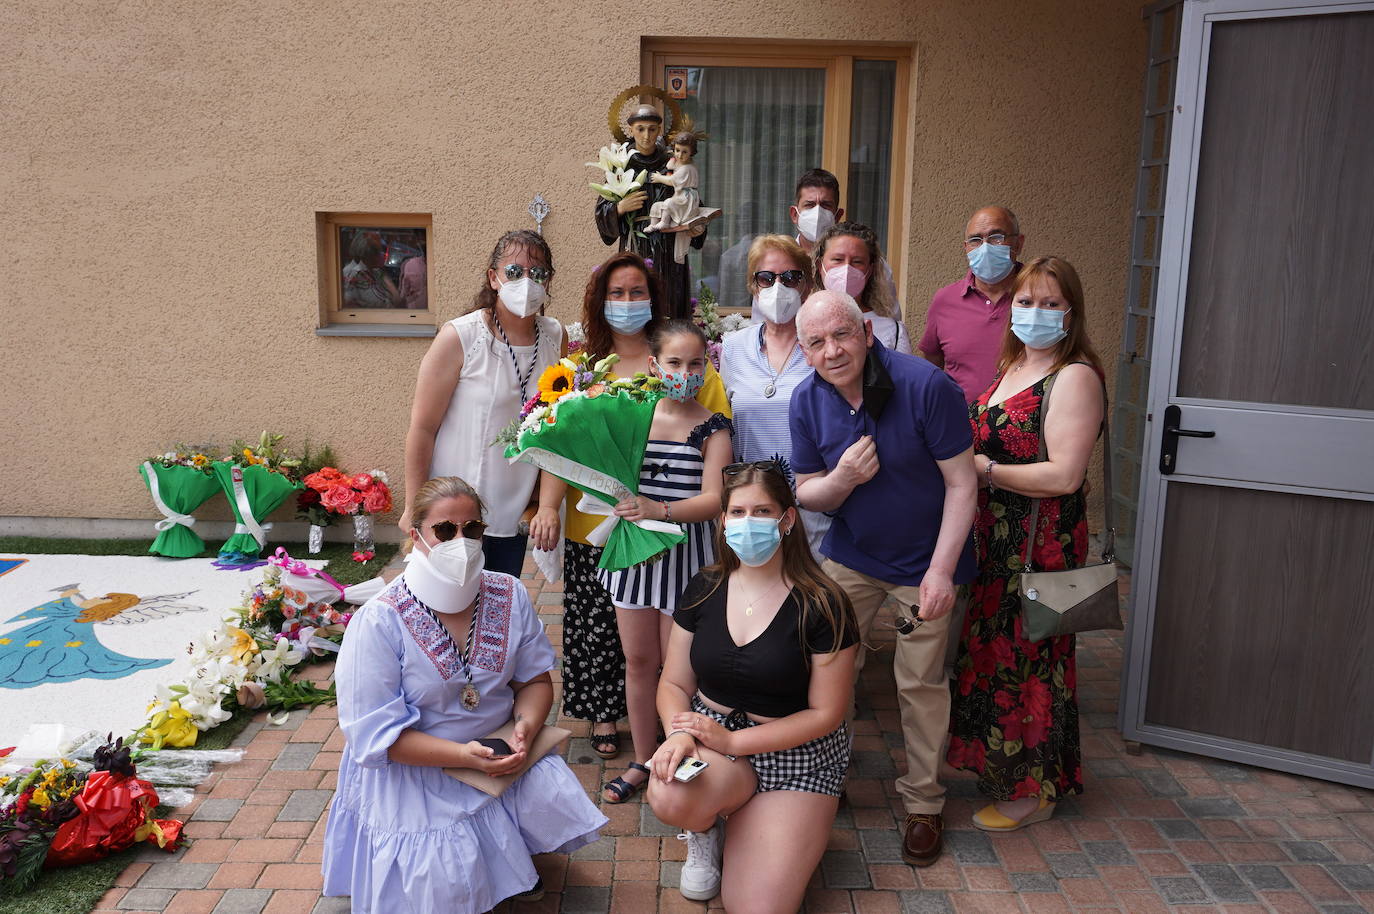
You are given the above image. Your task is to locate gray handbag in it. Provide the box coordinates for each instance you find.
[1016,369,1123,642]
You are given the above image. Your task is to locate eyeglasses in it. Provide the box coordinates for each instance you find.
[964,233,1011,247]
[428,519,488,542]
[892,614,925,635]
[502,263,553,284]
[753,269,807,289]
[724,460,786,478]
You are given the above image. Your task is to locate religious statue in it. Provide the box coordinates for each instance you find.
[594,88,719,319]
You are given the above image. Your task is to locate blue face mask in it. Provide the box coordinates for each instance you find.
[724,516,782,567]
[1011,307,1070,350]
[604,299,653,335]
[966,242,1015,283]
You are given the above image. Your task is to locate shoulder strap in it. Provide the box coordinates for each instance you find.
[1021,365,1114,571]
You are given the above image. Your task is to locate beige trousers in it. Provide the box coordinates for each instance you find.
[824,558,962,815]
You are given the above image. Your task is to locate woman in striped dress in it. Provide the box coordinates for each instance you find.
[597,320,733,803]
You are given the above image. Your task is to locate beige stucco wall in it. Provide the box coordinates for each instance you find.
[1,1,1144,527]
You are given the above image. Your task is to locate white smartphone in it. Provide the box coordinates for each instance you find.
[673,756,709,783]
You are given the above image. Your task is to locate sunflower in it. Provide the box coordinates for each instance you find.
[537,364,576,404]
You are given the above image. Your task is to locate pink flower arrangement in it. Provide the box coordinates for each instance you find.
[302,467,393,517]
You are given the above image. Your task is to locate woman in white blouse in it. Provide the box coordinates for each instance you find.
[400,229,566,576]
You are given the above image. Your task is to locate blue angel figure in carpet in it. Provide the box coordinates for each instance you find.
[594,87,717,320]
[0,585,201,688]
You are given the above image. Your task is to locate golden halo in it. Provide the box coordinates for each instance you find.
[607,85,683,145]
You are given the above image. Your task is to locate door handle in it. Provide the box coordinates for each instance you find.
[1159,404,1215,475]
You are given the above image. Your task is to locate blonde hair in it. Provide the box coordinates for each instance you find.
[996,256,1104,377]
[745,234,812,298]
[403,476,486,553]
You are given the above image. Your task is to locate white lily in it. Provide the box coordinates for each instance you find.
[592,353,621,374]
[187,626,234,664]
[256,637,305,681]
[559,357,580,371]
[182,695,233,730]
[586,142,633,174]
[589,167,646,203]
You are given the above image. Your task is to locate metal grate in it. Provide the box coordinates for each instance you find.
[1111,0,1183,567]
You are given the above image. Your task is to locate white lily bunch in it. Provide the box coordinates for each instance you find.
[720,313,749,334]
[588,143,646,203]
[566,321,586,345]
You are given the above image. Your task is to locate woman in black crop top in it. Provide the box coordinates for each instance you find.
[644,462,858,912]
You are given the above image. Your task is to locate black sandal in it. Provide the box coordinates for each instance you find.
[602,762,650,804]
[590,727,620,759]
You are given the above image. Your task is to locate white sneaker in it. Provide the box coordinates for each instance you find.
[677,821,723,901]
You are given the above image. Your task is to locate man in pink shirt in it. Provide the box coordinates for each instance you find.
[918,206,1024,402]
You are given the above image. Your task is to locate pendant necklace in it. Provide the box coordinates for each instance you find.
[455,597,482,710]
[761,332,793,399]
[740,577,786,617]
[493,312,541,401]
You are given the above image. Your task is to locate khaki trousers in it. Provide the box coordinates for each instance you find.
[824,558,960,815]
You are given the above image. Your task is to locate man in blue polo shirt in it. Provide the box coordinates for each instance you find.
[791,291,977,868]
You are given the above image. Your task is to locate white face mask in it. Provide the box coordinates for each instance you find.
[407,535,484,612]
[754,283,802,324]
[796,206,835,243]
[497,276,547,317]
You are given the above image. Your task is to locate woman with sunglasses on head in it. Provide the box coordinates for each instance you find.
[401,229,565,577]
[719,235,833,555]
[324,477,606,914]
[646,462,858,910]
[811,221,912,354]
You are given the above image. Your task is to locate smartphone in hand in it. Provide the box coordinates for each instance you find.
[673,756,709,782]
[476,738,514,758]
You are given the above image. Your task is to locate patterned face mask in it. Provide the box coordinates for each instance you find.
[652,358,706,402]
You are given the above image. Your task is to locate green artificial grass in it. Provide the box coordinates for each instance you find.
[0,536,396,585]
[0,844,139,914]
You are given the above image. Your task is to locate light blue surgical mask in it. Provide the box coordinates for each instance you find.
[966,242,1015,283]
[724,516,782,567]
[604,299,653,334]
[1011,307,1070,350]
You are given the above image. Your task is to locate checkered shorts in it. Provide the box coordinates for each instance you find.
[690,694,851,797]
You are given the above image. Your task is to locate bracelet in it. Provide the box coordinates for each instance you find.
[662,500,673,522]
[666,728,694,741]
[985,459,998,489]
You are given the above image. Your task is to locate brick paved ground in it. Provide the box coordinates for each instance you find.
[91,563,1374,913]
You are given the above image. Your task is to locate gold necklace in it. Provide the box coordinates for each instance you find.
[740,577,787,617]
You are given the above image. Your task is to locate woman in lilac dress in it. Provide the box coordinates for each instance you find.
[323,476,606,914]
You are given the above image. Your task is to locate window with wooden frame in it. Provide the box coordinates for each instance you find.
[642,40,912,311]
[316,212,434,334]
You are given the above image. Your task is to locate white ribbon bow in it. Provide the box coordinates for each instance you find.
[576,493,683,547]
[142,461,197,532]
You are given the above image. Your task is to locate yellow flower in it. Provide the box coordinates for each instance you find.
[537,364,576,405]
[140,700,199,749]
[227,626,259,664]
[192,454,208,467]
[242,448,254,460]
[31,788,50,808]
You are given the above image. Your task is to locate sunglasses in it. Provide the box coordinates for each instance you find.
[753,269,807,289]
[502,263,553,284]
[724,460,787,478]
[428,519,488,542]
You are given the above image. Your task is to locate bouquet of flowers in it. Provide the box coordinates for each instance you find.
[693,281,748,370]
[300,467,392,561]
[138,446,223,558]
[212,433,303,565]
[293,443,341,553]
[565,320,586,355]
[588,142,648,240]
[500,351,685,570]
[0,736,183,886]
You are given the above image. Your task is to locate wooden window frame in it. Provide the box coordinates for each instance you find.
[316,211,435,328]
[641,39,913,286]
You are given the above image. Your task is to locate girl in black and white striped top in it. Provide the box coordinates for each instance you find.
[597,320,733,805]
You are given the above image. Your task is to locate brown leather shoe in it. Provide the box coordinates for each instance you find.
[902,813,943,866]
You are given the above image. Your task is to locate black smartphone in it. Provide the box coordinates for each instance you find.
[476,738,513,757]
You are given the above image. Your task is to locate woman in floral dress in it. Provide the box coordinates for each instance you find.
[947,256,1106,832]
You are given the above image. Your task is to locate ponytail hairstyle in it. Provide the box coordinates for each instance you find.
[466,229,555,314]
[688,464,855,657]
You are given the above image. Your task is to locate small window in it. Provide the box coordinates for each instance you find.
[317,212,433,330]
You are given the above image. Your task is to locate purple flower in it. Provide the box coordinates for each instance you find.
[644,258,655,268]
[573,371,596,388]
[690,297,699,305]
